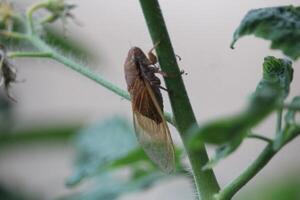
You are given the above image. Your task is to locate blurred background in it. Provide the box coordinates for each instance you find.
[0,0,299,199]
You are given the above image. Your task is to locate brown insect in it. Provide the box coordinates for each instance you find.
[124,45,175,173]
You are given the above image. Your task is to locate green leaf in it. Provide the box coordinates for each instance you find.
[202,137,242,170]
[66,117,139,187]
[0,125,79,146]
[0,5,27,48]
[256,56,293,100]
[231,6,300,60]
[62,172,169,200]
[188,85,279,169]
[0,184,35,200]
[190,56,292,168]
[65,117,186,200]
[189,85,279,146]
[189,56,290,147]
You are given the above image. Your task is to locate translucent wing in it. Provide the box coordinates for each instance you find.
[131,79,175,173]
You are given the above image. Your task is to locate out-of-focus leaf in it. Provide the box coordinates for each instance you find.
[256,56,293,100]
[0,18,27,48]
[189,85,279,146]
[231,6,300,60]
[42,27,93,59]
[66,117,140,187]
[202,137,242,170]
[188,57,289,168]
[42,0,78,25]
[0,184,35,200]
[0,125,79,146]
[65,117,186,200]
[0,92,12,133]
[0,2,27,48]
[62,172,169,200]
[188,85,279,169]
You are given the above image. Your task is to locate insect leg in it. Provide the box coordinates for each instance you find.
[147,41,160,65]
[158,85,168,92]
[147,66,168,77]
[148,78,169,92]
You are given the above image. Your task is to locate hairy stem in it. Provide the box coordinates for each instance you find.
[139,0,220,199]
[8,52,52,58]
[6,33,175,125]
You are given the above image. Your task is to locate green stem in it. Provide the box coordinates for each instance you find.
[8,51,52,58]
[276,108,283,135]
[8,35,175,125]
[0,31,28,40]
[247,134,272,143]
[217,143,276,200]
[26,2,48,34]
[29,36,130,99]
[218,124,300,200]
[283,103,300,111]
[139,0,220,199]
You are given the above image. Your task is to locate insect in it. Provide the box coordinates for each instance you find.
[124,45,175,173]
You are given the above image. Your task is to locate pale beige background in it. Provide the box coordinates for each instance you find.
[0,0,299,200]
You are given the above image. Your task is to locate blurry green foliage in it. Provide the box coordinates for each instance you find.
[41,26,94,60]
[231,6,300,60]
[0,125,79,146]
[0,185,35,200]
[188,56,293,169]
[0,1,92,59]
[189,85,280,169]
[239,174,300,200]
[0,92,12,134]
[66,117,140,186]
[65,117,186,200]
[256,56,293,100]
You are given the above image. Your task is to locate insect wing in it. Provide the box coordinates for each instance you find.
[132,80,175,173]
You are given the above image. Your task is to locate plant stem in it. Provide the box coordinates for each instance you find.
[0,31,28,40]
[8,51,52,58]
[218,124,300,200]
[29,38,132,100]
[6,33,175,125]
[26,2,47,35]
[283,103,300,111]
[216,143,276,200]
[139,0,220,199]
[247,134,272,143]
[276,108,283,134]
